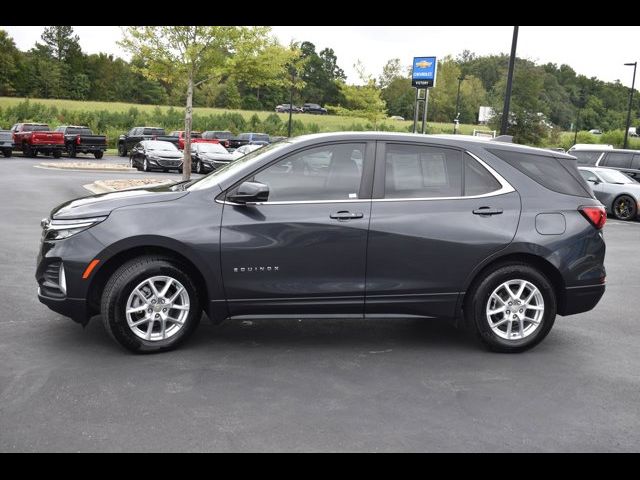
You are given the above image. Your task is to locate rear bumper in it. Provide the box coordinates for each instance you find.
[558,283,605,316]
[76,145,107,152]
[29,144,65,150]
[38,290,89,325]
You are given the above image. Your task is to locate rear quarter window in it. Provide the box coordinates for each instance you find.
[487,148,592,198]
[602,152,633,168]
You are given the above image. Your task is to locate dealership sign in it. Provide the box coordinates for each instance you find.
[412,56,437,88]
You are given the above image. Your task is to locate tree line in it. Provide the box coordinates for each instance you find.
[0,27,637,147]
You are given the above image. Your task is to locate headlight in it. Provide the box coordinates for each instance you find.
[42,216,107,241]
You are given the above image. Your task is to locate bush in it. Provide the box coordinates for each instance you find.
[600,129,625,148]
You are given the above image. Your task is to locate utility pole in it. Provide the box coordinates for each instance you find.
[453,75,465,134]
[623,61,637,149]
[501,26,519,135]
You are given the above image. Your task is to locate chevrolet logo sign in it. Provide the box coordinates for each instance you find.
[416,60,432,68]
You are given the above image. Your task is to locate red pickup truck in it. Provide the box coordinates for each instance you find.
[169,131,221,150]
[11,123,65,158]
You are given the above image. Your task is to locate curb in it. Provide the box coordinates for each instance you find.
[37,162,137,173]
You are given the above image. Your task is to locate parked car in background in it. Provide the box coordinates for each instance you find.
[191,143,235,174]
[579,166,640,220]
[11,123,65,158]
[168,130,221,150]
[389,115,405,121]
[231,143,264,159]
[568,146,640,180]
[129,140,183,172]
[301,103,328,115]
[55,125,107,159]
[236,132,270,146]
[201,131,232,149]
[37,132,606,353]
[0,130,13,157]
[118,127,176,157]
[588,129,603,135]
[275,104,302,113]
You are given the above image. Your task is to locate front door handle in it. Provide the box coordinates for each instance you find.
[473,207,503,216]
[330,211,364,220]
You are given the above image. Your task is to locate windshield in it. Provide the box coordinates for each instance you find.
[188,141,291,191]
[144,141,178,151]
[143,128,165,136]
[24,124,50,132]
[598,169,636,184]
[197,143,228,153]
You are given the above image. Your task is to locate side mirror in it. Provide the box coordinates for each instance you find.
[228,181,269,204]
[588,178,600,185]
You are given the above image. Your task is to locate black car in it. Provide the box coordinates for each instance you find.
[129,140,183,172]
[37,132,606,353]
[302,103,328,115]
[55,125,108,159]
[190,142,235,174]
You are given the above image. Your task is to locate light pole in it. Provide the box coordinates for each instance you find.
[287,67,296,138]
[623,61,637,149]
[453,75,465,134]
[501,26,519,135]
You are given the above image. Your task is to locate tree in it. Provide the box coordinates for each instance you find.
[120,26,274,180]
[0,30,20,96]
[39,26,82,63]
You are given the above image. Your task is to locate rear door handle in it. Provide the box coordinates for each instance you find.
[330,211,364,220]
[473,207,503,216]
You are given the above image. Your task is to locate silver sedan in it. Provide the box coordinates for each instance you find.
[579,167,640,221]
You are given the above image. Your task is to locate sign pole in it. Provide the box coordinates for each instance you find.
[413,88,420,134]
[422,89,429,134]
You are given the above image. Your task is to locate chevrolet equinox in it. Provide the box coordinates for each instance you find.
[36,133,606,353]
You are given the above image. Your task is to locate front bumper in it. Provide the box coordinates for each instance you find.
[558,283,606,316]
[37,290,89,325]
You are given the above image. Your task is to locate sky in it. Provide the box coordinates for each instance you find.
[1,26,638,86]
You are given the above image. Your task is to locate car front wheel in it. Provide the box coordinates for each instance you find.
[466,263,556,353]
[101,256,201,353]
[612,195,637,221]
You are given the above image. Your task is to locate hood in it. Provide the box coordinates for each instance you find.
[201,152,234,162]
[51,184,188,219]
[148,150,183,159]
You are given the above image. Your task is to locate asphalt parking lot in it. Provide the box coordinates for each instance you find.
[0,154,639,452]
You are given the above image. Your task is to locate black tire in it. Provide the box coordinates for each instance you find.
[2,149,10,158]
[22,144,34,157]
[465,263,557,353]
[68,145,77,158]
[118,143,127,157]
[94,151,104,159]
[195,160,202,174]
[52,150,62,159]
[612,194,637,221]
[101,256,201,353]
[143,158,150,172]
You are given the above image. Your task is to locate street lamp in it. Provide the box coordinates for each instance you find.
[623,61,637,149]
[453,75,465,134]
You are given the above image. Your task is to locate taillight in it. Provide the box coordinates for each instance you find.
[76,136,81,145]
[579,206,606,229]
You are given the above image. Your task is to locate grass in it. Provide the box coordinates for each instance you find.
[0,96,480,135]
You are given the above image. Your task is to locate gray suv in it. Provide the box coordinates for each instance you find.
[569,146,640,180]
[36,133,606,354]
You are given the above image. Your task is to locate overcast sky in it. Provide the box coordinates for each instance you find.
[1,26,638,86]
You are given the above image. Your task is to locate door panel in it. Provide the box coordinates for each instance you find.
[365,142,521,318]
[220,141,374,316]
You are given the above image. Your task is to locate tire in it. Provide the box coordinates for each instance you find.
[100,256,201,353]
[68,145,77,158]
[143,158,150,172]
[2,149,10,158]
[22,144,34,157]
[94,151,104,159]
[465,263,556,353]
[52,150,62,159]
[118,143,127,157]
[195,161,202,174]
[612,194,637,221]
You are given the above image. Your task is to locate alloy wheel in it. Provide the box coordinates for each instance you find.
[486,279,544,340]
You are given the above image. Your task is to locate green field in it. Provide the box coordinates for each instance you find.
[0,96,479,135]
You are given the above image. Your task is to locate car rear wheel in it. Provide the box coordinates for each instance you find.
[101,256,201,353]
[612,195,637,221]
[118,143,127,157]
[465,263,556,353]
[94,151,104,159]
[22,144,34,157]
[52,150,62,159]
[2,149,10,158]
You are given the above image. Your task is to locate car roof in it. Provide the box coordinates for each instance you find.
[285,131,573,158]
